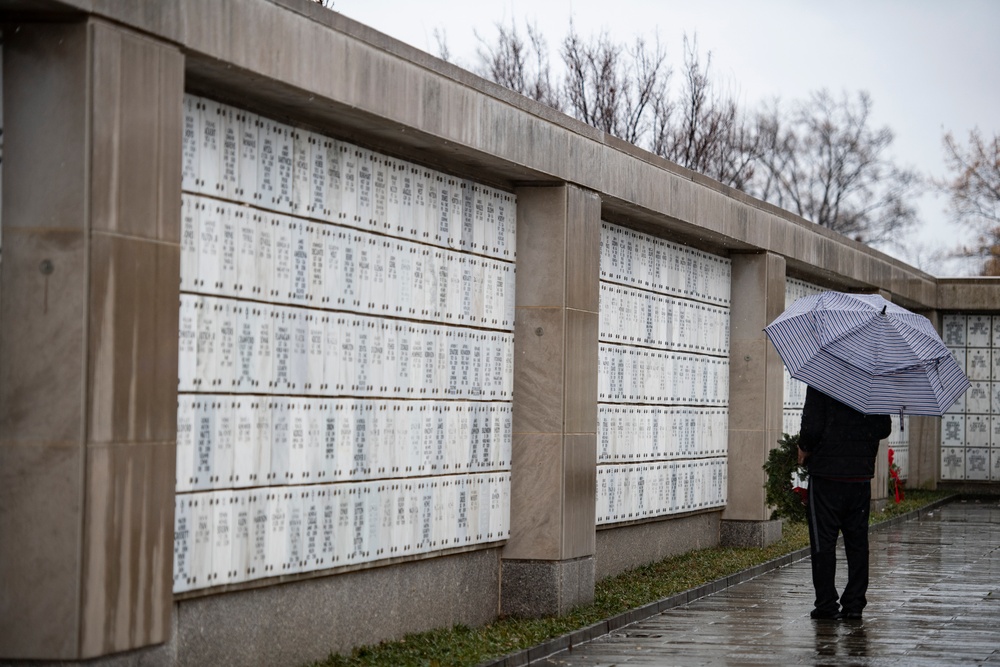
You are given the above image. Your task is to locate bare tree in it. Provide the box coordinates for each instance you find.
[937,129,1000,275]
[475,20,561,108]
[433,27,451,62]
[560,22,668,145]
[751,90,920,247]
[653,36,761,189]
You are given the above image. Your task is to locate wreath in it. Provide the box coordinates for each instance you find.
[762,432,808,523]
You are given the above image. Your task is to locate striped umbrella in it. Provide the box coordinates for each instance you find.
[764,291,970,416]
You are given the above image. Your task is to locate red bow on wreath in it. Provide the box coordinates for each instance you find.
[888,448,904,503]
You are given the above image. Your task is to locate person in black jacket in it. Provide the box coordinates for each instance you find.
[798,385,892,620]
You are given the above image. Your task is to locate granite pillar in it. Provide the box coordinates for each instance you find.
[501,185,600,617]
[0,19,183,660]
[721,252,785,547]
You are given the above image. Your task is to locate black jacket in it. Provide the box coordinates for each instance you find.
[799,386,892,479]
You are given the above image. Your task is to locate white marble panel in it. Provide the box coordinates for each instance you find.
[336,400,356,479]
[423,172,441,245]
[313,487,336,569]
[339,143,359,226]
[967,315,992,348]
[966,447,990,480]
[180,194,199,291]
[288,218,310,304]
[345,232,363,311]
[941,414,966,447]
[436,176,454,248]
[289,308,308,394]
[355,147,375,230]
[366,400,387,477]
[968,381,991,414]
[212,397,235,487]
[232,397,256,488]
[271,214,293,303]
[176,395,197,493]
[234,205,256,298]
[218,105,239,200]
[412,167,432,242]
[178,295,198,393]
[189,493,214,590]
[304,133,328,220]
[321,226,343,307]
[942,314,967,348]
[255,119,279,210]
[967,414,991,448]
[245,303,270,391]
[273,124,295,214]
[251,211,273,299]
[191,396,215,491]
[261,491,285,577]
[196,201,221,295]
[252,397,272,485]
[300,487,322,570]
[234,108,258,204]
[459,180,475,253]
[282,489,305,574]
[181,95,202,194]
[209,490,234,585]
[372,156,389,234]
[322,138,342,221]
[172,494,194,593]
[446,178,464,252]
[271,307,293,393]
[357,401,375,478]
[370,238,389,314]
[269,397,291,484]
[333,485,352,564]
[304,312,325,395]
[967,348,991,381]
[290,129,311,217]
[416,480,435,552]
[198,98,223,197]
[287,399,309,484]
[214,299,237,391]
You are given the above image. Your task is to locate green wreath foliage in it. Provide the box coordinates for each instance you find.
[762,432,808,523]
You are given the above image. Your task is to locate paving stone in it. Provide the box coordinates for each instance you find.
[531,500,1000,667]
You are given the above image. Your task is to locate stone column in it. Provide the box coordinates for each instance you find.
[721,252,786,547]
[0,20,183,660]
[907,309,942,489]
[501,184,600,617]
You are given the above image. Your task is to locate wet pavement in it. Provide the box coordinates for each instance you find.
[530,500,1000,666]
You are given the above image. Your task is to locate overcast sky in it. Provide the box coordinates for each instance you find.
[335,0,1000,276]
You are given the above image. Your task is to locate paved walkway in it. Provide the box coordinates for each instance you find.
[527,499,1000,666]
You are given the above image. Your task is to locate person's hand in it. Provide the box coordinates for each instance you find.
[797,446,809,466]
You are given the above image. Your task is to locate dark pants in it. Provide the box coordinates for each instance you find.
[806,476,871,615]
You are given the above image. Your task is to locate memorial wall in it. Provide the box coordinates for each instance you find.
[174,95,514,592]
[596,223,730,523]
[941,314,1000,481]
[3,5,994,663]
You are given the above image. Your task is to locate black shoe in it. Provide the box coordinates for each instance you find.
[810,608,842,620]
[842,610,863,620]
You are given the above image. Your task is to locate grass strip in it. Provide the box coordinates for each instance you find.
[310,489,952,667]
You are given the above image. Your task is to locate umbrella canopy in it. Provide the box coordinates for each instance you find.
[764,291,970,416]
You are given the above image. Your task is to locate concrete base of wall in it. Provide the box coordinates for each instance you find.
[500,557,595,618]
[720,519,783,548]
[0,641,175,667]
[5,549,502,667]
[595,512,721,581]
[175,548,501,667]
